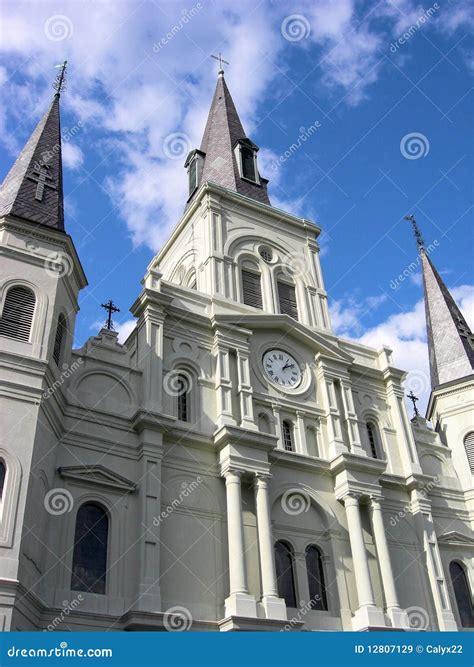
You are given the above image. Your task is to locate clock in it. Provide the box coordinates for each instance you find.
[262,349,302,389]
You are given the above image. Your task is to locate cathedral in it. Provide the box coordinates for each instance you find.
[0,64,472,633]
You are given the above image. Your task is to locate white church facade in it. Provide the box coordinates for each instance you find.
[0,66,472,633]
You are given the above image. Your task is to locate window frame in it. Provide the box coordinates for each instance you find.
[0,284,36,343]
[274,540,297,608]
[235,142,260,185]
[241,267,263,310]
[305,544,328,611]
[449,560,474,628]
[282,419,295,452]
[277,279,298,321]
[71,502,109,595]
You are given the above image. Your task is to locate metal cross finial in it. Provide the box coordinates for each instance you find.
[211,52,229,74]
[407,390,420,417]
[404,214,425,251]
[53,60,68,95]
[101,300,120,331]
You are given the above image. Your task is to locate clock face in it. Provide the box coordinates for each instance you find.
[262,349,302,389]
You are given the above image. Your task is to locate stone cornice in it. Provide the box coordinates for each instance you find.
[58,464,136,493]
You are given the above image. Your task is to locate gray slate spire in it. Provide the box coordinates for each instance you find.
[419,236,474,388]
[0,94,65,231]
[188,71,270,206]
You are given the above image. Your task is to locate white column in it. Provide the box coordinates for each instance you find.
[369,497,406,627]
[343,494,385,629]
[223,470,257,618]
[254,475,286,620]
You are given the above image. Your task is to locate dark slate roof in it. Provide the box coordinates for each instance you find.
[188,72,270,206]
[0,95,64,231]
[421,250,474,387]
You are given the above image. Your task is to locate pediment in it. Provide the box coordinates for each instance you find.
[58,465,136,493]
[213,313,354,365]
[437,531,474,546]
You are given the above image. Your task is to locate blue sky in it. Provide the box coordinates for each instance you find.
[1,0,473,410]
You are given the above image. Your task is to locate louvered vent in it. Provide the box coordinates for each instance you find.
[464,432,474,473]
[0,286,35,342]
[53,315,66,366]
[278,281,298,320]
[242,270,263,309]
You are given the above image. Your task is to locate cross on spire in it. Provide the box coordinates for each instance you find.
[405,214,425,251]
[53,60,67,96]
[407,390,420,418]
[101,300,120,331]
[27,163,57,201]
[211,52,229,74]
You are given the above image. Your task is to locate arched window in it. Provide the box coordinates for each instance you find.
[177,372,191,422]
[277,279,298,320]
[282,420,294,452]
[0,286,36,342]
[242,268,263,309]
[0,460,6,503]
[53,314,67,366]
[274,540,297,607]
[185,270,197,290]
[257,412,271,434]
[449,561,474,628]
[71,503,108,594]
[366,422,379,459]
[240,145,257,182]
[305,545,328,610]
[463,432,474,473]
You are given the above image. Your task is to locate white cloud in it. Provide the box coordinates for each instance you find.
[115,319,136,344]
[0,0,473,253]
[332,285,474,412]
[62,142,83,170]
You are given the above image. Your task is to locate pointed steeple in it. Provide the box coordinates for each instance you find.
[185,70,270,206]
[0,71,66,231]
[407,216,474,387]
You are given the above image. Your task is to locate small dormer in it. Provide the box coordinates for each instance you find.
[234,138,260,185]
[184,149,205,198]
